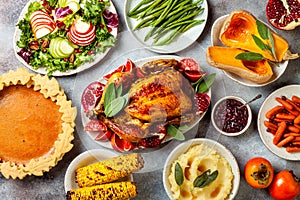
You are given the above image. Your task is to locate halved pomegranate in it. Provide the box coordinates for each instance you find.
[81,81,105,114]
[194,93,211,115]
[266,0,300,30]
[177,58,200,71]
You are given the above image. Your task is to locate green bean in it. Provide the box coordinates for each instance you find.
[180,19,204,32]
[138,0,165,19]
[152,6,198,36]
[172,0,191,11]
[167,19,203,30]
[142,0,170,18]
[127,0,155,17]
[134,9,164,31]
[166,7,204,28]
[152,0,179,27]
[153,25,185,46]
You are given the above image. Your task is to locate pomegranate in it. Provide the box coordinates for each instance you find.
[266,0,300,30]
[194,93,211,115]
[81,81,105,115]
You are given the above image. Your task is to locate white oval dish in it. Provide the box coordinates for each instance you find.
[257,85,300,161]
[81,55,211,150]
[64,149,133,193]
[13,0,118,76]
[211,96,252,136]
[163,138,240,200]
[210,15,288,87]
[124,0,208,54]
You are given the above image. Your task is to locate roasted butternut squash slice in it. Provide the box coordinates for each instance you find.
[206,46,273,83]
[219,10,297,62]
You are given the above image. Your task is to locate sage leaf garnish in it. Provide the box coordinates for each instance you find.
[104,83,129,117]
[167,125,185,141]
[235,52,264,61]
[196,73,216,93]
[104,83,116,106]
[105,97,126,117]
[175,162,184,186]
[268,29,278,62]
[252,35,267,51]
[256,20,268,40]
[193,169,219,188]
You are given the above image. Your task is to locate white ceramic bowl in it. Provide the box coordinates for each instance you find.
[163,138,240,200]
[64,149,133,193]
[211,96,252,136]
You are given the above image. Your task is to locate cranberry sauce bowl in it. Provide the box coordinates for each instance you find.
[212,96,252,136]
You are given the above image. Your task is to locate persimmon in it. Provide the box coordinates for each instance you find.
[244,157,274,189]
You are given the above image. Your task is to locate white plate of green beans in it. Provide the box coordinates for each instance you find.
[124,0,208,54]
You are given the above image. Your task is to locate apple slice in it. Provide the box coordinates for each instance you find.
[34,26,53,40]
[30,10,56,39]
[67,18,96,46]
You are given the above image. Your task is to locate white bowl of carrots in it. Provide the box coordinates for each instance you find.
[258,85,300,160]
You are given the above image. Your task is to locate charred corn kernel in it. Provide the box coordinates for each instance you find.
[66,181,137,200]
[75,153,144,188]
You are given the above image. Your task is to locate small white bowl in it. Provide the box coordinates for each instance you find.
[163,138,240,200]
[64,149,133,193]
[211,96,252,136]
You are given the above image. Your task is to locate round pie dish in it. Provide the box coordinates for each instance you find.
[211,96,252,136]
[0,68,76,179]
[163,138,240,200]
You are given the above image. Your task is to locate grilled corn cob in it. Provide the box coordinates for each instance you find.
[76,153,144,188]
[66,181,137,200]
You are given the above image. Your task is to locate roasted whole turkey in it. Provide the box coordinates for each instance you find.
[94,59,195,142]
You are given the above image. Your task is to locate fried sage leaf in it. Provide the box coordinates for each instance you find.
[196,73,216,93]
[175,162,184,186]
[235,52,264,61]
[193,169,219,188]
[104,83,128,117]
[167,125,185,141]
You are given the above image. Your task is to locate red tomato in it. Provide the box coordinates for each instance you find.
[269,170,300,200]
[244,157,274,189]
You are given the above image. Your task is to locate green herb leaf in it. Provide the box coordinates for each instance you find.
[196,73,216,93]
[104,97,126,117]
[103,83,129,117]
[116,84,123,97]
[235,52,264,61]
[252,35,267,51]
[193,170,210,187]
[104,83,116,108]
[256,20,269,40]
[268,29,278,62]
[193,170,218,188]
[167,125,185,141]
[175,162,184,186]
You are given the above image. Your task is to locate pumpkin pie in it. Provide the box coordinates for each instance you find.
[0,68,77,179]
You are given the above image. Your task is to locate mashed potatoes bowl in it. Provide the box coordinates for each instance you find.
[163,138,240,200]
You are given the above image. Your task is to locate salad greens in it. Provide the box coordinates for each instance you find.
[16,0,118,76]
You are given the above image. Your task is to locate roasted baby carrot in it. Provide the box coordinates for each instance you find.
[273,118,292,123]
[292,95,300,104]
[285,106,300,116]
[294,115,300,124]
[284,132,300,138]
[286,146,300,153]
[277,136,294,147]
[292,141,300,146]
[265,105,284,119]
[275,97,293,110]
[264,121,278,131]
[286,99,300,112]
[276,113,296,120]
[294,137,300,142]
[273,121,287,145]
[287,125,300,133]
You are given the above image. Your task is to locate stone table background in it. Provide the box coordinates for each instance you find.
[0,0,300,199]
